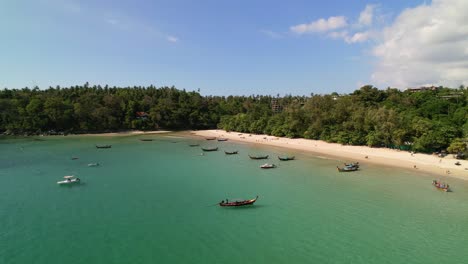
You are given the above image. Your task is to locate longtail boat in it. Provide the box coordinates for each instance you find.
[189,143,200,147]
[201,147,218,151]
[219,196,258,207]
[344,162,359,168]
[96,145,112,149]
[139,139,153,141]
[217,138,228,141]
[249,155,269,160]
[225,150,238,155]
[260,163,276,169]
[337,165,358,172]
[205,137,216,140]
[432,180,450,192]
[278,156,295,161]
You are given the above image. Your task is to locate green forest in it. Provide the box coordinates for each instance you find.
[0,84,467,154]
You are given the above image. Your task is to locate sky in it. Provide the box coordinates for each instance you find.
[1,0,468,95]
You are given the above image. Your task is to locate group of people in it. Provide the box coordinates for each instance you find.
[432,180,449,189]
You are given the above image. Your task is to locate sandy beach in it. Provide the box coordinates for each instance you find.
[192,129,468,180]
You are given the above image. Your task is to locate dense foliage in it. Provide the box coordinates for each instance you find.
[0,84,467,153]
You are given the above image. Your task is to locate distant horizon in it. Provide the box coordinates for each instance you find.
[2,0,467,95]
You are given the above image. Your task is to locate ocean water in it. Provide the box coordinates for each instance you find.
[1,134,468,264]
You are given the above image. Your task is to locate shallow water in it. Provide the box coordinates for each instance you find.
[1,134,468,264]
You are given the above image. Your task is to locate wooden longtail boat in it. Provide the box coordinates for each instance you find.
[189,143,200,147]
[217,138,228,141]
[96,145,112,149]
[201,147,218,151]
[432,180,450,192]
[219,196,258,207]
[225,150,238,155]
[139,139,153,141]
[337,165,358,172]
[248,155,269,160]
[205,137,216,140]
[278,156,295,161]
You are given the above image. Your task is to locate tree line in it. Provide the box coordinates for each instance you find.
[0,84,467,154]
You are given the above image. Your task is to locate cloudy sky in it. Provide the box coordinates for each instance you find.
[1,0,467,95]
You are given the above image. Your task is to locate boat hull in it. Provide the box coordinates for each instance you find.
[96,145,112,149]
[337,166,358,172]
[249,155,269,160]
[202,147,218,151]
[219,197,258,207]
[278,156,295,161]
[57,178,81,185]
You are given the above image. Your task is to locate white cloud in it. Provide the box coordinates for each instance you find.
[345,31,372,43]
[290,16,347,34]
[328,30,348,39]
[358,4,375,26]
[372,0,468,88]
[328,30,372,43]
[167,36,178,43]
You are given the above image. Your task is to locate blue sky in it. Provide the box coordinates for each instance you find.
[3,0,466,95]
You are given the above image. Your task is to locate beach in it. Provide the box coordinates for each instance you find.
[192,129,468,180]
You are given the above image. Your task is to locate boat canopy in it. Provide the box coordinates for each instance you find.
[63,175,75,179]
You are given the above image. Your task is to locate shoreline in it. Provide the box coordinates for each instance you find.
[191,129,468,181]
[0,130,173,137]
[69,130,172,137]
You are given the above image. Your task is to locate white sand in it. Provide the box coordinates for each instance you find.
[192,130,468,181]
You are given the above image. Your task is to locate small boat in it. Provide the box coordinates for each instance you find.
[201,147,218,151]
[278,156,295,161]
[88,163,99,167]
[432,180,450,192]
[337,165,358,172]
[96,145,112,149]
[205,137,216,140]
[139,139,153,141]
[455,161,461,166]
[217,138,228,141]
[57,175,81,185]
[344,162,360,168]
[249,155,269,160]
[71,157,79,160]
[189,143,200,147]
[260,163,276,169]
[219,196,258,207]
[225,150,238,155]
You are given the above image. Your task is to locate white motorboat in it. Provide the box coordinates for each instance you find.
[260,163,276,169]
[88,163,99,167]
[57,175,81,185]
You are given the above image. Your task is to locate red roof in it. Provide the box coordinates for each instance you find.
[136,112,149,117]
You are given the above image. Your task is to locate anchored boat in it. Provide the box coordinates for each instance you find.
[260,163,276,169]
[278,156,295,161]
[337,165,358,172]
[96,145,112,149]
[201,147,218,151]
[219,196,258,207]
[57,175,81,185]
[432,180,450,192]
[249,155,269,160]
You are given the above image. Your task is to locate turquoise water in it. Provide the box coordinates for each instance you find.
[1,134,468,264]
